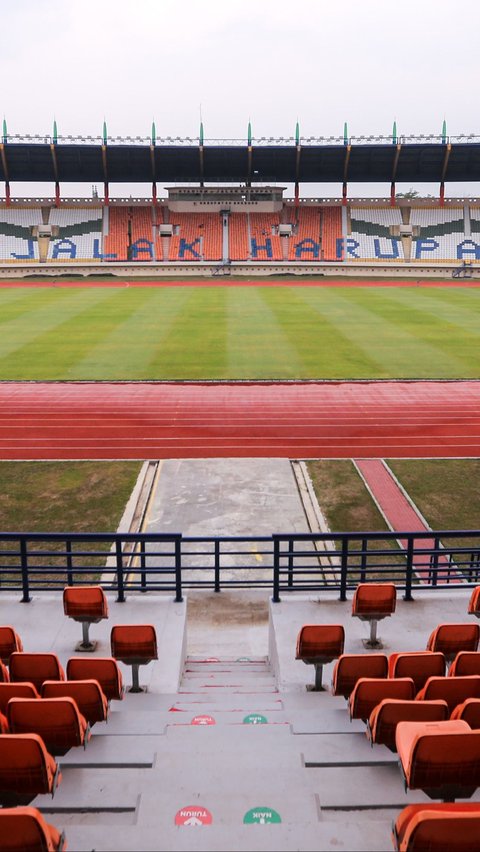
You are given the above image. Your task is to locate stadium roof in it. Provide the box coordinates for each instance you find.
[1,137,480,184]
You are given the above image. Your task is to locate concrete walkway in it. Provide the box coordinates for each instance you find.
[144,458,311,657]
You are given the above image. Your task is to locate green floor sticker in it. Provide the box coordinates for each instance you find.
[243,807,281,824]
[243,713,267,724]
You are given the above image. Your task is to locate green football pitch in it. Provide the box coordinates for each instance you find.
[0,283,479,380]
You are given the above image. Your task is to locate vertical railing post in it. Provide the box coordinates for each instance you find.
[20,538,31,603]
[404,536,414,601]
[214,539,220,592]
[115,538,125,602]
[287,537,294,588]
[174,537,183,603]
[431,535,439,586]
[66,539,74,586]
[360,536,367,583]
[272,537,280,603]
[339,537,348,601]
[140,540,147,592]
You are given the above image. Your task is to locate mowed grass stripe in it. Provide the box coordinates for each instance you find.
[296,287,471,378]
[378,286,480,343]
[261,287,380,378]
[146,287,228,378]
[0,288,127,379]
[67,288,192,379]
[226,288,303,378]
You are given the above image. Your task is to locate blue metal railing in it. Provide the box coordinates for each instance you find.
[0,530,479,603]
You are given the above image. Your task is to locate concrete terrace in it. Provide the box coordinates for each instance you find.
[1,586,479,852]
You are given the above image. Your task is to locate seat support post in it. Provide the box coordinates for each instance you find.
[314,663,324,692]
[369,619,378,646]
[130,663,143,693]
[76,621,96,652]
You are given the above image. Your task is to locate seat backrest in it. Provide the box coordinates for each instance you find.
[0,661,9,683]
[0,683,39,715]
[110,624,158,661]
[0,734,60,798]
[66,657,124,701]
[394,804,480,852]
[42,679,108,725]
[295,625,345,662]
[9,653,65,691]
[417,675,480,714]
[349,677,415,720]
[427,623,480,660]
[7,697,88,756]
[451,698,480,729]
[389,652,446,693]
[63,585,108,620]
[368,699,449,750]
[467,586,480,616]
[332,653,388,697]
[449,651,480,677]
[0,806,64,852]
[396,719,480,795]
[0,627,23,663]
[352,583,397,616]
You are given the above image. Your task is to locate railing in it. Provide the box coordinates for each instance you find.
[0,530,479,604]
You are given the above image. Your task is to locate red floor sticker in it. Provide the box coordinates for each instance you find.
[175,807,213,826]
[191,715,216,725]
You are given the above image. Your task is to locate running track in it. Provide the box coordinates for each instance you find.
[0,380,479,460]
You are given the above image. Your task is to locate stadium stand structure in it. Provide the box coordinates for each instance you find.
[0,199,480,268]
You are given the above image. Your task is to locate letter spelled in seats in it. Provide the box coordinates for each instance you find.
[9,653,65,692]
[0,734,61,806]
[349,677,415,721]
[416,675,480,714]
[396,719,480,800]
[332,653,388,698]
[389,652,446,693]
[42,679,108,725]
[0,806,65,852]
[7,697,90,756]
[393,803,480,852]
[296,624,345,691]
[367,699,449,751]
[67,657,124,701]
[0,627,23,663]
[427,623,480,662]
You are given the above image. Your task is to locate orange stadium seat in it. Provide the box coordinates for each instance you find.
[349,677,415,721]
[451,698,480,728]
[104,206,129,260]
[393,803,480,851]
[396,719,480,799]
[388,652,446,693]
[249,213,282,260]
[168,213,222,261]
[111,624,158,693]
[66,656,124,701]
[7,697,90,756]
[0,734,61,805]
[449,651,480,677]
[9,653,65,692]
[352,583,396,646]
[0,806,66,852]
[42,680,108,726]
[0,683,39,714]
[468,586,480,617]
[416,675,480,713]
[321,207,342,260]
[229,213,249,260]
[63,585,109,651]
[295,625,345,691]
[0,626,23,663]
[0,711,9,734]
[367,699,449,750]
[286,206,321,261]
[427,623,480,662]
[331,653,388,698]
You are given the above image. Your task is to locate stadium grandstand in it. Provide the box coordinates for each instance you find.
[1,120,480,852]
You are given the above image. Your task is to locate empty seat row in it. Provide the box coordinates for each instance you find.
[0,679,108,725]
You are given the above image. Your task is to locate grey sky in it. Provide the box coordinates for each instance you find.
[2,0,479,197]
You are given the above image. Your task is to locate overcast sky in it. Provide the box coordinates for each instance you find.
[2,0,479,197]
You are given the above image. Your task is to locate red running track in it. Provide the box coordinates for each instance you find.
[0,380,479,460]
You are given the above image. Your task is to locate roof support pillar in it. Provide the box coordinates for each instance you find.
[439,182,445,207]
[4,181,10,207]
[55,182,60,207]
[0,143,10,206]
[390,183,396,207]
[104,182,109,206]
[342,144,351,206]
[439,142,451,207]
[390,144,401,207]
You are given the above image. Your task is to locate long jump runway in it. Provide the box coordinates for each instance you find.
[0,380,479,460]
